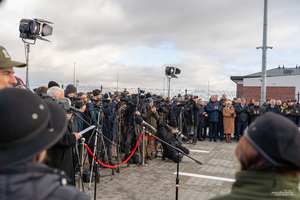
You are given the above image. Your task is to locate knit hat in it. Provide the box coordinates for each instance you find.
[168,119,178,128]
[48,81,59,88]
[244,112,300,168]
[148,98,154,104]
[65,84,77,96]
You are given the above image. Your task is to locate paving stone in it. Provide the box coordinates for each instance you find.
[79,140,239,200]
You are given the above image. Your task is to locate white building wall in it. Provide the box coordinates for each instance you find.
[243,75,300,94]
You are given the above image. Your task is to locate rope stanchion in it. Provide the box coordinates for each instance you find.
[145,132,155,140]
[85,132,144,169]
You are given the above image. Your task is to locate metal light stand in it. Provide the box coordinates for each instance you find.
[145,131,202,200]
[22,40,35,90]
[72,110,117,200]
[78,137,86,191]
[142,126,145,165]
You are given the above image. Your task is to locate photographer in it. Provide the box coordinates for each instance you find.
[145,98,160,161]
[46,86,82,186]
[100,93,116,165]
[170,98,181,125]
[185,96,200,144]
[123,96,147,158]
[157,120,189,163]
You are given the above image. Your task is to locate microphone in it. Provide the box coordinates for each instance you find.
[135,116,157,132]
[69,106,83,113]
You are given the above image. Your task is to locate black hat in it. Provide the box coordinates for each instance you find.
[0,88,67,168]
[65,84,77,96]
[93,89,101,96]
[48,81,60,88]
[244,112,300,168]
[168,119,178,128]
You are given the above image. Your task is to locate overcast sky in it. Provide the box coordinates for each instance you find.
[1,0,300,92]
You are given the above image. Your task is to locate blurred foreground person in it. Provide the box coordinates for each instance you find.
[0,88,90,200]
[211,112,300,200]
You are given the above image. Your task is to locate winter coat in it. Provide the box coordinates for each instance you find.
[223,106,236,134]
[146,105,160,129]
[47,124,76,185]
[234,103,250,122]
[249,105,264,124]
[198,104,205,124]
[210,171,300,200]
[0,161,90,200]
[170,103,181,122]
[282,106,299,124]
[186,101,200,126]
[265,105,281,114]
[206,100,221,122]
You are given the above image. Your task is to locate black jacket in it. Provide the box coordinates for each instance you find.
[234,103,250,122]
[186,101,200,126]
[282,106,299,124]
[47,123,76,185]
[265,105,281,114]
[123,103,147,127]
[0,161,90,200]
[249,105,264,124]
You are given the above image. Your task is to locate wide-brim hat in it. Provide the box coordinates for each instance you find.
[244,112,300,168]
[0,46,26,68]
[0,88,67,168]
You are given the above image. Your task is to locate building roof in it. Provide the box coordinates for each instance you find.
[230,66,300,83]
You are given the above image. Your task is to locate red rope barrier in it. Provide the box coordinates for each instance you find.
[145,132,155,140]
[85,132,144,169]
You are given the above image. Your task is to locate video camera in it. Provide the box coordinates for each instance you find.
[39,93,72,112]
[175,131,188,143]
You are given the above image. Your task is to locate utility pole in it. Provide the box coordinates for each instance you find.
[257,0,272,104]
[117,73,119,92]
[208,81,210,101]
[73,61,76,85]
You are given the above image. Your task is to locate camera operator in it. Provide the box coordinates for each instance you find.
[170,98,181,125]
[123,95,147,159]
[155,97,171,125]
[145,98,160,161]
[100,93,116,165]
[46,86,82,186]
[158,120,189,163]
[185,96,200,144]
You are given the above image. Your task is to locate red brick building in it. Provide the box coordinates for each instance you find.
[231,66,299,103]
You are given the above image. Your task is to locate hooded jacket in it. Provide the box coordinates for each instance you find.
[210,171,300,200]
[0,161,90,200]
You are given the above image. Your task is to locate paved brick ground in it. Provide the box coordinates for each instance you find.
[80,140,240,200]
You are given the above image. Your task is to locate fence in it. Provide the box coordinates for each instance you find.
[75,86,236,101]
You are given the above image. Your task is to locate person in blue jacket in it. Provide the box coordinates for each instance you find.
[206,95,222,142]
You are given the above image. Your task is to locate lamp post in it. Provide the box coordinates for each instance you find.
[256,0,272,104]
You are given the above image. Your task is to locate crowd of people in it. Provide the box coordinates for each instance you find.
[1,44,300,199]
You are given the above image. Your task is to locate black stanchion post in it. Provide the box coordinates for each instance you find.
[176,153,179,200]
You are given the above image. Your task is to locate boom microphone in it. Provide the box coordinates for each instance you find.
[135,116,157,132]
